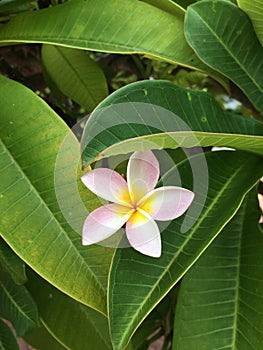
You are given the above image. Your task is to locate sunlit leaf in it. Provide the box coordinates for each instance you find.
[81,80,263,166]
[0,0,227,87]
[0,74,113,314]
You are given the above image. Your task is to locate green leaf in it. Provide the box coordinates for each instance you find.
[0,74,113,314]
[142,0,185,15]
[185,0,263,114]
[0,319,19,350]
[238,0,263,46]
[25,324,67,350]
[42,45,108,112]
[0,238,27,285]
[108,151,263,350]
[81,80,263,166]
[173,188,263,349]
[0,0,226,86]
[26,270,113,350]
[0,271,38,337]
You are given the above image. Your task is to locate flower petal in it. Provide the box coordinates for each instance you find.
[126,209,161,257]
[81,168,131,205]
[127,151,160,204]
[82,204,133,245]
[140,186,195,221]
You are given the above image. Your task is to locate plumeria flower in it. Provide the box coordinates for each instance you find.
[81,151,194,258]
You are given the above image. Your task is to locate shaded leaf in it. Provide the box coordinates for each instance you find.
[0,271,38,337]
[173,188,263,349]
[185,0,263,114]
[0,239,26,285]
[25,324,67,350]
[26,270,113,350]
[0,319,19,350]
[42,45,108,112]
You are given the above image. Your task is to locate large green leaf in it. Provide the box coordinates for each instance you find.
[173,188,263,349]
[0,319,19,350]
[0,239,26,285]
[0,271,38,337]
[185,0,263,114]
[238,0,263,46]
[42,45,108,112]
[81,80,263,166]
[0,0,226,85]
[0,74,113,314]
[26,271,113,350]
[108,151,263,350]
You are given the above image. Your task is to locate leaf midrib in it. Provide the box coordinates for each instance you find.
[0,137,106,312]
[54,46,98,106]
[189,6,263,94]
[0,279,35,325]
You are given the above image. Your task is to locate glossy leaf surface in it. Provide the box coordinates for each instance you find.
[185,0,263,114]
[0,0,226,84]
[0,75,113,314]
[81,80,263,166]
[173,189,263,349]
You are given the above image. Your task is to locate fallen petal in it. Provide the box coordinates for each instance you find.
[140,186,195,221]
[81,168,131,205]
[82,204,133,245]
[126,209,161,257]
[127,150,160,204]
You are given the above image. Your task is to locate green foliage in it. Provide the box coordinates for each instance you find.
[173,188,263,349]
[238,0,263,46]
[42,45,108,112]
[0,271,38,337]
[185,0,263,114]
[0,239,27,285]
[0,319,19,350]
[0,0,262,349]
[0,75,113,314]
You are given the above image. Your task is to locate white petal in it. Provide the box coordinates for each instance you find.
[127,151,159,205]
[81,168,131,205]
[82,204,133,245]
[139,186,194,221]
[126,209,161,258]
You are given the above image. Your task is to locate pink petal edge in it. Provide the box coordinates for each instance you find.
[139,186,195,221]
[82,203,133,245]
[81,168,131,206]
